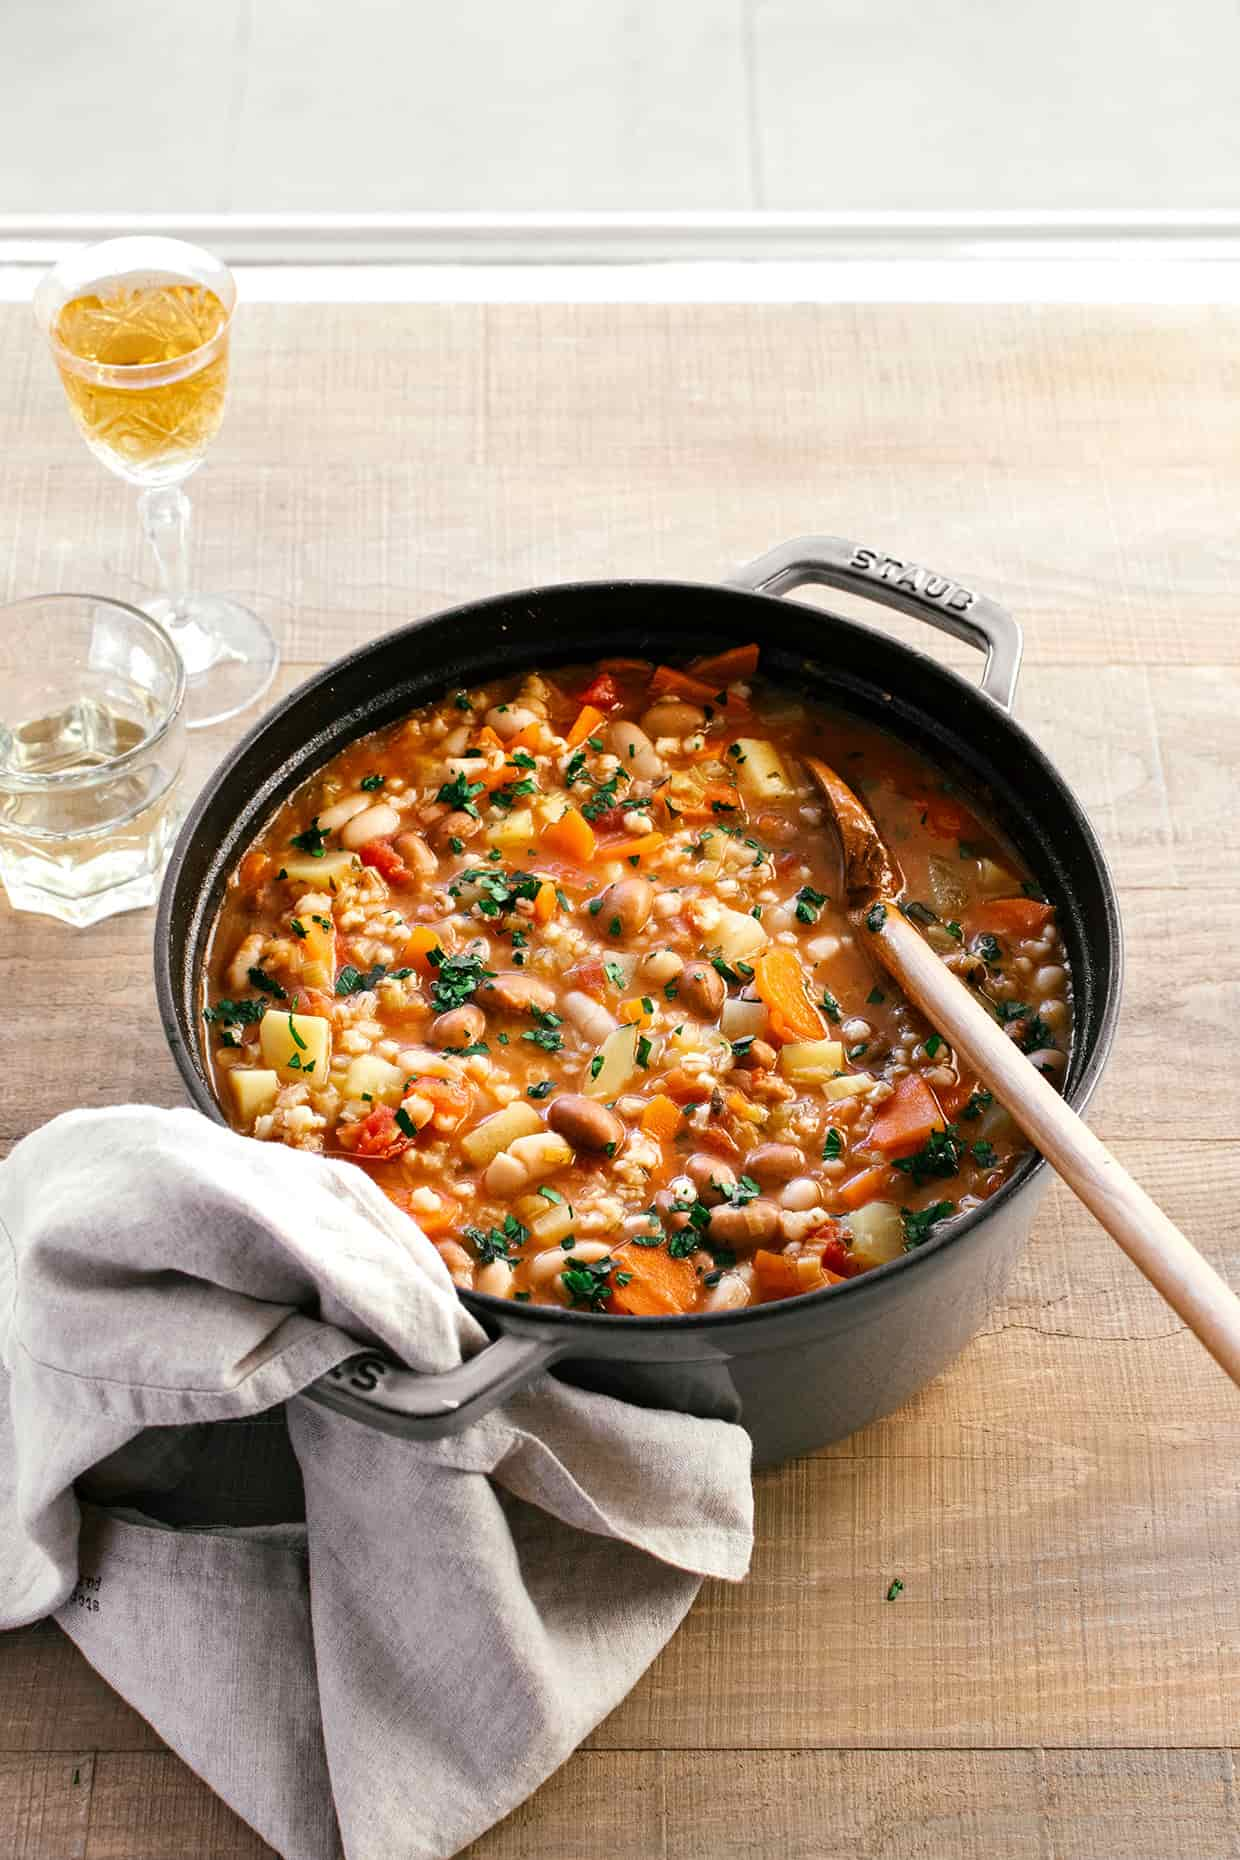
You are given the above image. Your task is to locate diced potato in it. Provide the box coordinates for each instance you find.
[299,914,335,971]
[975,1098,1018,1145]
[824,1072,874,1101]
[713,906,769,967]
[732,738,792,801]
[721,997,770,1041]
[530,1200,575,1246]
[487,808,535,849]
[259,1009,331,1084]
[928,854,968,917]
[278,849,361,887]
[460,1101,544,1167]
[228,1068,280,1125]
[585,1024,640,1099]
[343,1053,407,1106]
[846,1200,905,1267]
[778,1038,845,1082]
[975,857,1020,896]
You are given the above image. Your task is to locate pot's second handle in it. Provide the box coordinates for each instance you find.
[731,534,1022,713]
[297,1331,565,1440]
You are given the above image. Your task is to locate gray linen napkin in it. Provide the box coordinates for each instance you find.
[0,1106,753,1860]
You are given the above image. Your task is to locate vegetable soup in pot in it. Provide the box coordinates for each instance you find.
[202,645,1072,1315]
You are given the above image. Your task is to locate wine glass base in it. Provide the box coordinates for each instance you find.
[143,594,279,730]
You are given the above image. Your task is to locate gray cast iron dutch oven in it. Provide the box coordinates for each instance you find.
[155,535,1122,1467]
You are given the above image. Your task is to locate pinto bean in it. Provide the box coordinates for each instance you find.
[480,971,557,1015]
[601,875,653,938]
[733,1037,778,1072]
[339,802,401,848]
[430,1004,486,1049]
[429,810,483,851]
[745,1142,806,1183]
[609,719,664,781]
[546,1093,624,1153]
[641,698,707,738]
[678,960,725,1020]
[653,1187,693,1234]
[393,831,438,879]
[686,1153,736,1205]
[705,1198,782,1251]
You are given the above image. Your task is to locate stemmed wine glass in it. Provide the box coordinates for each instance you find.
[34,236,279,730]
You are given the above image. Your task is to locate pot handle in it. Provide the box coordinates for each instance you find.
[730,534,1022,713]
[297,1331,566,1440]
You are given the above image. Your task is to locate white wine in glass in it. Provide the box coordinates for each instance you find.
[35,236,279,730]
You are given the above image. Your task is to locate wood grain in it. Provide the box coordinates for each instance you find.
[3,301,1240,1857]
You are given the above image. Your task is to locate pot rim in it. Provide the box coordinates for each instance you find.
[155,570,1124,1338]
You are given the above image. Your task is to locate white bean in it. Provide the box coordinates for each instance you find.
[340,802,401,848]
[703,1272,751,1312]
[475,1260,516,1299]
[486,705,537,740]
[316,793,371,831]
[642,949,683,983]
[562,989,619,1044]
[528,1239,612,1284]
[780,1176,822,1211]
[609,718,664,781]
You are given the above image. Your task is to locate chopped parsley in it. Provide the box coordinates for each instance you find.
[428,949,496,1013]
[795,884,828,925]
[203,996,266,1028]
[359,773,385,791]
[960,1090,993,1120]
[393,1106,418,1141]
[972,1140,999,1167]
[710,955,754,986]
[335,962,412,996]
[463,1213,527,1265]
[527,1080,553,1099]
[444,1040,489,1058]
[290,918,308,939]
[522,1027,564,1053]
[923,1032,944,1058]
[435,771,486,817]
[589,1054,604,1080]
[976,933,1003,966]
[635,1034,653,1068]
[823,1127,844,1161]
[452,691,472,710]
[561,1256,616,1311]
[944,921,963,942]
[730,1035,754,1059]
[727,742,747,763]
[290,819,328,857]
[603,959,626,989]
[538,1185,565,1205]
[247,965,287,1000]
[901,1201,956,1247]
[716,1174,760,1208]
[667,1229,698,1260]
[893,1125,964,1185]
[865,903,887,932]
[820,989,842,1023]
[867,987,885,1006]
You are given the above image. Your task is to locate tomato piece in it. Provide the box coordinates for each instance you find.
[819,1233,866,1279]
[578,671,623,710]
[359,839,411,886]
[346,1105,412,1161]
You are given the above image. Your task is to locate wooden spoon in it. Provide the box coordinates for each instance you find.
[804,754,1240,1388]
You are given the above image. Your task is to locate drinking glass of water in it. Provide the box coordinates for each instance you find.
[33,236,279,730]
[0,594,187,925]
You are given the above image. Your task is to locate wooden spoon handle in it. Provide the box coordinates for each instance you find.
[876,907,1240,1387]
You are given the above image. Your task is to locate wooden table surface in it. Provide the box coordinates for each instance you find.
[3,299,1240,1860]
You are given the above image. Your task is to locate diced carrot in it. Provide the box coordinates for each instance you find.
[408,1195,459,1234]
[402,924,442,975]
[966,897,1055,938]
[565,703,606,751]
[600,832,665,865]
[238,850,271,890]
[727,1091,766,1125]
[505,722,544,753]
[936,1074,978,1119]
[472,725,505,751]
[752,947,826,1043]
[753,1249,801,1302]
[618,997,654,1026]
[540,806,596,864]
[533,880,558,925]
[677,780,744,824]
[649,664,722,706]
[868,1073,943,1158]
[661,1067,715,1104]
[837,1165,897,1211]
[609,1243,698,1316]
[640,1093,684,1143]
[688,642,760,683]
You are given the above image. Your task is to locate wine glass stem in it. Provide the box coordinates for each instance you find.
[138,485,192,629]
